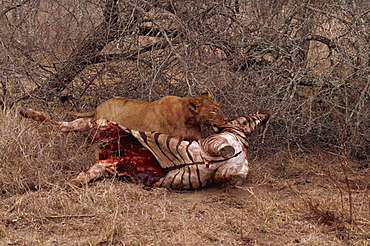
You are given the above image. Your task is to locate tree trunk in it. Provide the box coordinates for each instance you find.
[41,0,122,97]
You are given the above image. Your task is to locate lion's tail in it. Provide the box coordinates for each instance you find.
[67,110,96,117]
[19,107,61,125]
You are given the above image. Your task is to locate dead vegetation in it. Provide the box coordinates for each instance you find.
[1,0,369,161]
[0,109,369,245]
[1,0,369,245]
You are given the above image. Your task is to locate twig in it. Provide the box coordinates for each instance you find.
[45,215,95,219]
[0,0,30,17]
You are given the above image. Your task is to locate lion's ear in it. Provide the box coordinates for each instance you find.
[188,99,201,113]
[201,90,210,98]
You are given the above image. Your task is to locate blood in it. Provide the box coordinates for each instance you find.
[87,121,164,186]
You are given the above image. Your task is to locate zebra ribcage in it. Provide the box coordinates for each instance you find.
[128,127,248,189]
[127,129,204,168]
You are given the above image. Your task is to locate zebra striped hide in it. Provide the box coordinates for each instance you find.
[19,107,270,189]
[70,111,270,189]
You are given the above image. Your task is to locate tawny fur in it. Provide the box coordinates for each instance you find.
[68,91,227,141]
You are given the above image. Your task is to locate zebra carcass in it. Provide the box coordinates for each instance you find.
[20,107,270,189]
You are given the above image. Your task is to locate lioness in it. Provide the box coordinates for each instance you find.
[68,91,227,141]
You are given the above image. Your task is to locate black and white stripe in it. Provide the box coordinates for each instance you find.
[117,110,270,189]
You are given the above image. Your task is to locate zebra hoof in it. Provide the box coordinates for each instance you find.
[229,174,245,186]
[69,179,83,187]
[219,146,235,158]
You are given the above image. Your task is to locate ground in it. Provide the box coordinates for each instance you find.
[0,110,369,245]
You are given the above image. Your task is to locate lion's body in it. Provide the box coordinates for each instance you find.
[69,92,226,141]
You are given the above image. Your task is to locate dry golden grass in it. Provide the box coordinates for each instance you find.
[0,108,369,245]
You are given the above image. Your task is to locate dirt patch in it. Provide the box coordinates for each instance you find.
[1,170,368,245]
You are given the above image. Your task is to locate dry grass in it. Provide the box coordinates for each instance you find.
[0,109,369,246]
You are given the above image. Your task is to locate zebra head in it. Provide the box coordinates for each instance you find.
[201,110,270,186]
[215,110,270,136]
[207,110,270,159]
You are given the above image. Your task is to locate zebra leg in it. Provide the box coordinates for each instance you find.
[19,107,61,125]
[59,118,93,132]
[19,107,93,131]
[230,174,246,186]
[201,136,235,158]
[213,162,249,185]
[70,161,108,186]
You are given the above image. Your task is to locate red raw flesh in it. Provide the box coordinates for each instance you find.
[88,121,164,186]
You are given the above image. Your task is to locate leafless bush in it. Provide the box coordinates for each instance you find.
[1,0,369,160]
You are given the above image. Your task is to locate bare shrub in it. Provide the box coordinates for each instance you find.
[1,0,368,161]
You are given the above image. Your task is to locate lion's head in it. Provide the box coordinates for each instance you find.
[187,91,227,128]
